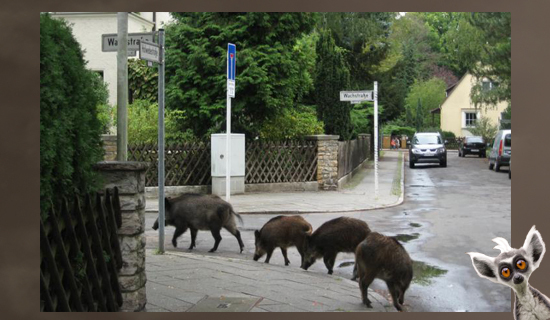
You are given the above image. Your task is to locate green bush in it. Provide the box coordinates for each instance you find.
[40,13,108,214]
[259,106,324,140]
[128,58,158,102]
[126,100,198,144]
[441,131,456,140]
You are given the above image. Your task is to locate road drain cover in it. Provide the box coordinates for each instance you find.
[187,296,263,312]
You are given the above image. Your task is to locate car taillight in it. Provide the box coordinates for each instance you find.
[499,140,503,156]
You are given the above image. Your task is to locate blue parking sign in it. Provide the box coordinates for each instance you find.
[227,43,236,81]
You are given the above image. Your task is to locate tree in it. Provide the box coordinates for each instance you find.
[165,13,318,138]
[314,30,352,140]
[40,13,108,214]
[469,116,499,143]
[404,78,446,130]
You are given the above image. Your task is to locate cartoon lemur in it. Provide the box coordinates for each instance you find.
[468,226,549,320]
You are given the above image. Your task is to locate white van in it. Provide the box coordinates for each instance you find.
[488,129,511,172]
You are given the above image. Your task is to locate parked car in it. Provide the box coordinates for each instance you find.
[409,132,447,168]
[488,129,511,172]
[459,136,486,158]
[509,156,512,179]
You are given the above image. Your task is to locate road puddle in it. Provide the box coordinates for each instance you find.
[395,233,420,242]
[412,261,447,286]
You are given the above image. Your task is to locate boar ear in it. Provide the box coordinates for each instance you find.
[467,252,499,284]
[164,197,171,210]
[254,230,260,238]
[523,225,546,270]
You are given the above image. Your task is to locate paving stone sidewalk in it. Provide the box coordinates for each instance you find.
[145,249,395,312]
[146,151,404,214]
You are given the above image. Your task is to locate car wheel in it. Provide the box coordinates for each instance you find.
[494,161,501,172]
[441,160,447,168]
[509,169,511,179]
[479,153,483,158]
[409,160,415,169]
[489,160,494,170]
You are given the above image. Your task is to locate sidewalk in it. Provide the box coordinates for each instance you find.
[145,249,395,312]
[145,150,404,214]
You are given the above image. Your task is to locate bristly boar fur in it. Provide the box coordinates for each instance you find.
[355,232,413,312]
[253,215,313,266]
[301,217,371,275]
[152,193,244,253]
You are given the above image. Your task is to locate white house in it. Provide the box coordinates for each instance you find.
[51,12,172,106]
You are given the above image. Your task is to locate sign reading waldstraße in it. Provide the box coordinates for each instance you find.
[340,91,374,102]
[102,32,154,52]
[139,41,160,63]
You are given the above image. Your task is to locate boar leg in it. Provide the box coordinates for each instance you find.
[280,248,290,266]
[172,226,188,248]
[359,271,376,308]
[224,224,245,253]
[264,249,274,263]
[209,229,222,252]
[323,252,337,274]
[189,228,198,250]
[387,280,404,312]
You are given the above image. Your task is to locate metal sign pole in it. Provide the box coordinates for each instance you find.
[226,44,236,202]
[374,81,379,198]
[158,29,165,253]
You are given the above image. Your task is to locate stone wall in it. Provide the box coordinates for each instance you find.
[94,161,149,312]
[101,134,117,161]
[306,135,339,191]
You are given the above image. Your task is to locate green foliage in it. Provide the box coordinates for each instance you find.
[96,104,114,134]
[259,106,324,140]
[314,30,353,140]
[125,100,198,144]
[441,131,456,140]
[350,101,385,138]
[165,13,318,139]
[382,124,416,138]
[128,58,158,102]
[404,78,446,130]
[469,116,499,142]
[40,13,106,214]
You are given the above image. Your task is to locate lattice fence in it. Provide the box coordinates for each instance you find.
[128,142,211,186]
[40,188,123,312]
[246,140,318,184]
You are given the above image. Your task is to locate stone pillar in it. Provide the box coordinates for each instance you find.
[306,135,339,191]
[94,161,149,312]
[101,134,118,161]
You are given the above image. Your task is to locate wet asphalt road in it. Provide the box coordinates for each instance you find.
[145,151,511,312]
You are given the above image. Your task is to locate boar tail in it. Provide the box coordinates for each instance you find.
[231,209,244,225]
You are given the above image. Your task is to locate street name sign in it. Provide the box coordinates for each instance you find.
[102,32,154,52]
[139,41,160,63]
[340,91,373,102]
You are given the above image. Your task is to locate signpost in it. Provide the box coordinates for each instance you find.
[226,43,236,201]
[340,85,379,196]
[137,30,165,252]
[102,32,155,52]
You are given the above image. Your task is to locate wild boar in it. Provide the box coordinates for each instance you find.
[253,215,313,266]
[152,194,244,253]
[301,217,371,275]
[355,232,413,312]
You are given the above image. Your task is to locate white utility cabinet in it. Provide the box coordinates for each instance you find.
[211,133,245,196]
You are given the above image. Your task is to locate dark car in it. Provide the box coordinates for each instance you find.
[458,136,486,158]
[409,132,447,168]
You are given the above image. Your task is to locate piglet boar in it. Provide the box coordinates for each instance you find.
[355,232,413,312]
[152,194,244,253]
[301,217,371,275]
[253,215,313,266]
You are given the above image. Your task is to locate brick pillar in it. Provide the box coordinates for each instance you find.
[306,135,339,191]
[101,134,118,161]
[94,161,149,312]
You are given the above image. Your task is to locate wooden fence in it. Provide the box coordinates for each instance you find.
[40,188,123,312]
[338,137,370,179]
[128,142,212,186]
[128,140,318,186]
[246,140,318,184]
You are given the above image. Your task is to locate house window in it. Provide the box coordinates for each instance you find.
[462,111,479,128]
[482,80,499,92]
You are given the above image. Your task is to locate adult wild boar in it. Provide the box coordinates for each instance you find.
[253,215,313,266]
[355,232,413,312]
[152,194,244,253]
[301,217,371,275]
